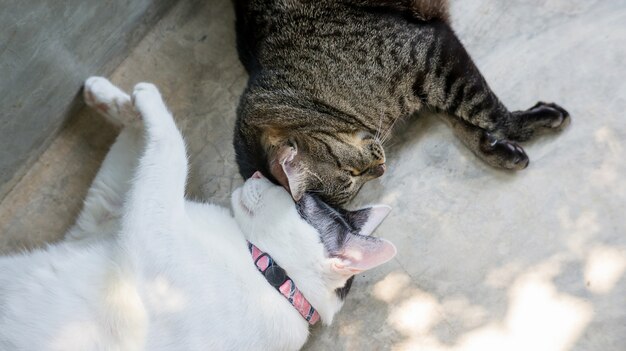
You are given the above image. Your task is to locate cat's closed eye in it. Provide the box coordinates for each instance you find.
[349,169,367,177]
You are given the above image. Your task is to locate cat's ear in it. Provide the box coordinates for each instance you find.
[347,205,392,236]
[273,144,306,201]
[332,235,397,275]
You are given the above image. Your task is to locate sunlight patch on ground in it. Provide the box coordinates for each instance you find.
[390,259,592,351]
[585,245,626,294]
[373,271,411,303]
[389,292,442,335]
[499,260,593,351]
[441,295,488,330]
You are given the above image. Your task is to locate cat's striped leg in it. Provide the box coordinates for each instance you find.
[416,23,568,169]
[66,77,144,242]
[430,82,568,169]
[437,113,530,170]
[119,83,187,244]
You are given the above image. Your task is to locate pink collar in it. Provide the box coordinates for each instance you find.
[248,242,320,325]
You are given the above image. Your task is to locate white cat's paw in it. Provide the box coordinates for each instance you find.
[132,83,174,134]
[133,82,160,95]
[131,83,164,113]
[84,77,134,126]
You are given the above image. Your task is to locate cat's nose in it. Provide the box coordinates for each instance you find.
[251,171,264,179]
[371,163,386,178]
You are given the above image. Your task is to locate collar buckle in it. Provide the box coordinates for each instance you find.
[264,265,287,288]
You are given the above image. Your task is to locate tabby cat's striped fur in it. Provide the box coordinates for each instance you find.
[234,0,570,205]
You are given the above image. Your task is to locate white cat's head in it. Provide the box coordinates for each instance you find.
[232,172,396,324]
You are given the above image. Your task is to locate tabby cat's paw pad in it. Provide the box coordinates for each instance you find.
[528,101,571,130]
[83,77,132,120]
[481,135,529,170]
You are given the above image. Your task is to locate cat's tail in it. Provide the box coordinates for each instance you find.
[347,0,450,23]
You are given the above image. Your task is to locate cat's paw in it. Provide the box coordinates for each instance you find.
[132,83,175,136]
[527,101,571,130]
[509,101,571,141]
[84,77,134,126]
[480,133,529,170]
[131,83,166,116]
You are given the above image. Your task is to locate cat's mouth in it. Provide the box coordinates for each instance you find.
[370,162,386,178]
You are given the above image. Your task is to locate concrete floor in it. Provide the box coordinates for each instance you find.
[1,0,625,350]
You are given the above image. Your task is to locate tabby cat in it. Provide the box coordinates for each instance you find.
[233,0,570,205]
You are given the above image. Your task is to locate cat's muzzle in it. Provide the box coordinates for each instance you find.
[371,163,386,178]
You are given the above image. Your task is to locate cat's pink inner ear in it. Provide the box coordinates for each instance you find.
[281,158,306,201]
[334,236,397,275]
[359,205,392,236]
[270,145,306,201]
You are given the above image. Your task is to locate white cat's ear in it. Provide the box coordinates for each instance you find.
[270,144,306,201]
[348,205,392,236]
[332,235,397,275]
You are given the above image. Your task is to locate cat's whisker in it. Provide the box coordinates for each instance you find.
[380,115,399,146]
[382,139,400,150]
[374,113,384,142]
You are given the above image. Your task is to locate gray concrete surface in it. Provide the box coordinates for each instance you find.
[1,0,624,350]
[0,0,177,200]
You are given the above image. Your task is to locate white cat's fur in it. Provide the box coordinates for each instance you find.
[0,78,396,351]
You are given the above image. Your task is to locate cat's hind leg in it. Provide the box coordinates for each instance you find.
[432,97,568,170]
[415,22,569,169]
[119,83,187,243]
[66,77,143,242]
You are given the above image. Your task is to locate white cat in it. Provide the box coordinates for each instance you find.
[0,78,397,351]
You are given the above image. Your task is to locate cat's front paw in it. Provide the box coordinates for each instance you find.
[527,101,571,130]
[480,133,529,170]
[509,101,571,141]
[84,77,136,126]
[132,83,175,137]
[131,83,166,116]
